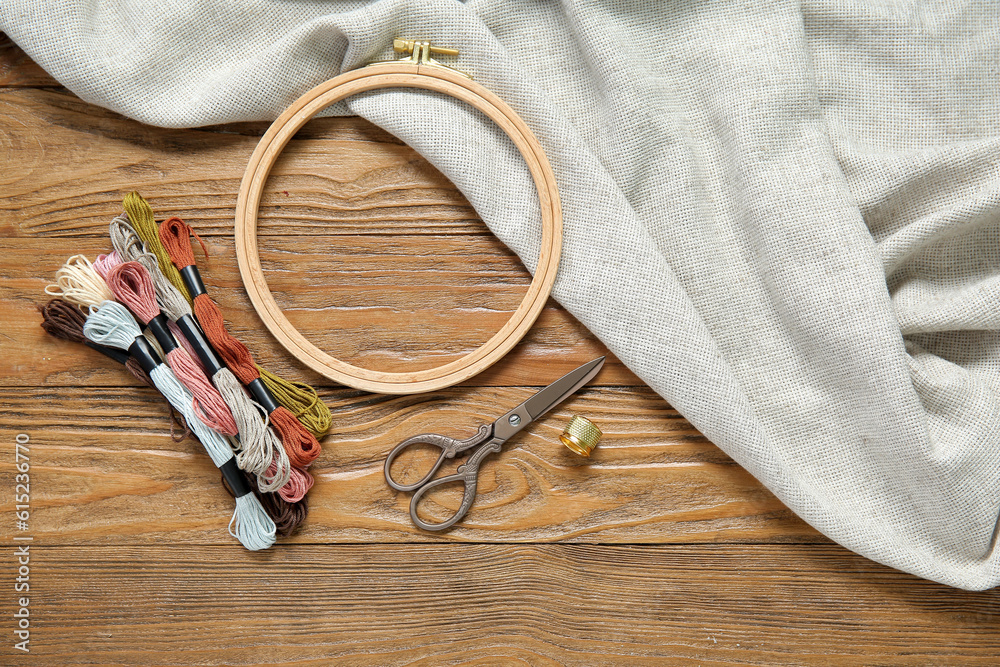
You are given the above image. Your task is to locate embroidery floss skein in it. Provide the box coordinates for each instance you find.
[257,366,332,439]
[109,213,186,314]
[39,298,192,442]
[157,217,322,468]
[40,297,129,365]
[168,320,208,374]
[45,255,115,308]
[40,300,305,529]
[106,261,239,438]
[123,192,191,303]
[92,251,125,280]
[138,199,330,439]
[84,300,276,550]
[109,215,296,495]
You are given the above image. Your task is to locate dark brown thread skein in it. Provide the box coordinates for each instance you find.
[39,298,191,442]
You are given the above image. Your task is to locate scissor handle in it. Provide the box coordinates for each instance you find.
[384,425,491,492]
[408,439,503,531]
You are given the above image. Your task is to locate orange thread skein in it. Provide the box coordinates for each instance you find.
[159,217,321,468]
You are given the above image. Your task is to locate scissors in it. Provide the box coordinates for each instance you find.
[384,356,606,531]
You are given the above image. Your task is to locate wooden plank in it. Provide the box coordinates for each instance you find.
[0,34,56,87]
[0,386,815,545]
[6,543,998,665]
[5,236,639,386]
[0,88,487,237]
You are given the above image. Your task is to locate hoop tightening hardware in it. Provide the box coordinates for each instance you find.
[372,39,470,78]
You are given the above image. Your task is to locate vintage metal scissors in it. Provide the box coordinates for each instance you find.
[384,356,606,531]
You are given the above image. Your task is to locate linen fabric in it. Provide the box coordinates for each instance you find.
[4,0,999,589]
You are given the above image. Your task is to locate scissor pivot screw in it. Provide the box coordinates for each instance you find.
[508,414,522,426]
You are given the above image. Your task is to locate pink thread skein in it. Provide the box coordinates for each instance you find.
[93,251,125,280]
[107,261,239,437]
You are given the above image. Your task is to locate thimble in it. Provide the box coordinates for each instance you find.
[560,415,602,457]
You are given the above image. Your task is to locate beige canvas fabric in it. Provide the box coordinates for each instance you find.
[4,0,999,589]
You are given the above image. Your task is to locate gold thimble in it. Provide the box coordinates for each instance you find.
[560,416,602,457]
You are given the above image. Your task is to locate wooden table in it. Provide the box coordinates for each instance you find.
[1,35,998,665]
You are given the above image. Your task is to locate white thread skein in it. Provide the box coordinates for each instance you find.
[84,300,276,550]
[45,254,115,308]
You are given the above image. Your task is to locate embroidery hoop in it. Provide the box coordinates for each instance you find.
[235,42,562,395]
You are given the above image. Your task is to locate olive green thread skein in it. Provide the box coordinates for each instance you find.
[257,366,331,437]
[123,192,191,303]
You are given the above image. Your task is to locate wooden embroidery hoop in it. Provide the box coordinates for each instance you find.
[235,41,562,395]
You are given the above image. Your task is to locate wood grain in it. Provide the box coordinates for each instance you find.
[0,88,481,238]
[0,34,55,87]
[5,544,998,666]
[4,236,637,385]
[0,385,814,544]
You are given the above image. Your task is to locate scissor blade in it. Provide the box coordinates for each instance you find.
[523,356,605,422]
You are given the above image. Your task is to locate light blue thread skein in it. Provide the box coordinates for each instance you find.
[84,300,276,550]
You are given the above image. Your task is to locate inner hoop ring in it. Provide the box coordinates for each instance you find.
[235,63,563,394]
